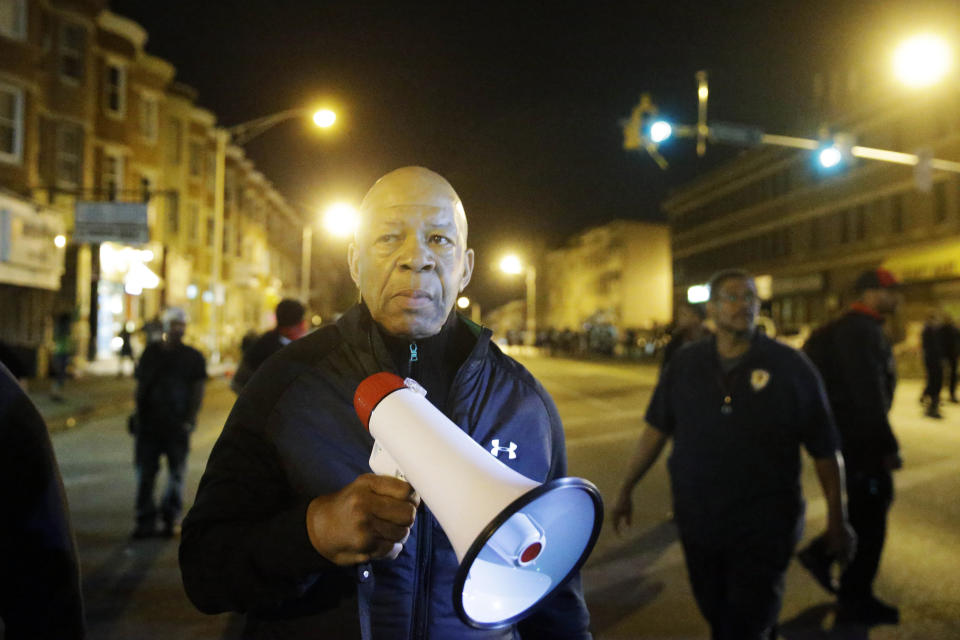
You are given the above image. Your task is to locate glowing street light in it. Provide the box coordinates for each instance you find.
[818,146,843,169]
[323,202,358,238]
[312,109,337,128]
[499,254,523,275]
[457,296,471,309]
[54,234,66,248]
[893,34,953,88]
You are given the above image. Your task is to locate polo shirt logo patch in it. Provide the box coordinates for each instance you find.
[750,369,771,391]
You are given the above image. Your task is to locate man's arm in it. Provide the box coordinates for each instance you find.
[813,452,855,561]
[611,426,669,534]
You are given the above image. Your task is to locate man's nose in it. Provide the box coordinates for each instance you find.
[398,236,435,271]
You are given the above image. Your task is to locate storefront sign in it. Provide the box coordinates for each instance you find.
[0,194,65,290]
[772,272,824,296]
[74,201,149,244]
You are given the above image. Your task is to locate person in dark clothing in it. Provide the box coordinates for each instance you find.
[0,362,86,639]
[920,312,944,418]
[612,269,853,640]
[660,301,710,368]
[131,307,206,539]
[179,167,593,639]
[117,324,135,378]
[230,298,307,393]
[799,267,902,627]
[939,315,959,403]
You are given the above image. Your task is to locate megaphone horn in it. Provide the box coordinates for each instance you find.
[354,372,603,629]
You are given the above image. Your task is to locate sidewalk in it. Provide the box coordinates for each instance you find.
[29,355,236,432]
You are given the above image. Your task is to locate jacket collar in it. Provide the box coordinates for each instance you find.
[335,302,492,376]
[848,302,885,322]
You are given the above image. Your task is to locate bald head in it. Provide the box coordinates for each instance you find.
[349,166,474,339]
[357,166,468,244]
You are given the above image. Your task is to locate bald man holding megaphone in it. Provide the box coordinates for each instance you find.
[180,167,601,639]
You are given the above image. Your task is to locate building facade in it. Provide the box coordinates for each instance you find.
[543,219,672,332]
[664,73,960,350]
[0,0,307,375]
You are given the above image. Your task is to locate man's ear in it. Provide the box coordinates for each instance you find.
[347,243,361,288]
[459,248,475,292]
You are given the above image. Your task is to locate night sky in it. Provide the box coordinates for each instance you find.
[110,0,957,310]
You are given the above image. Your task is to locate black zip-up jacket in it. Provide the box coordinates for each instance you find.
[179,304,591,639]
[814,308,899,472]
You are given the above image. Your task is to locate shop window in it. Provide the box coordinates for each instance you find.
[0,82,23,164]
[187,202,200,243]
[59,21,85,82]
[0,0,26,41]
[166,198,180,237]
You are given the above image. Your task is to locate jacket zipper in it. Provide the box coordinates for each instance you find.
[407,339,430,639]
[410,506,433,639]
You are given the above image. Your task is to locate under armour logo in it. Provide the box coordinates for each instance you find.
[490,439,518,459]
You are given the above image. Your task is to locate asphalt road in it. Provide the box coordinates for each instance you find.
[50,354,960,639]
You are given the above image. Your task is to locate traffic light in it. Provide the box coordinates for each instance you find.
[816,133,855,172]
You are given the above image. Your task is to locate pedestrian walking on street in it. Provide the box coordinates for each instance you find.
[131,307,206,539]
[939,314,959,403]
[0,362,86,639]
[920,311,944,418]
[180,167,593,639]
[117,323,135,378]
[660,301,710,369]
[51,313,74,401]
[799,267,902,626]
[230,298,307,393]
[612,269,854,640]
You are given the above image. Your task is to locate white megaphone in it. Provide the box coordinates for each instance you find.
[354,372,603,629]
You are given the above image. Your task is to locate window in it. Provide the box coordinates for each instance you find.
[139,94,158,142]
[166,197,180,237]
[59,22,85,82]
[890,194,904,234]
[853,205,866,241]
[187,202,200,243]
[206,150,216,193]
[206,215,215,248]
[0,82,24,164]
[0,0,26,41]
[104,62,126,116]
[189,141,202,178]
[102,152,124,198]
[166,118,182,165]
[55,122,83,187]
[934,181,948,223]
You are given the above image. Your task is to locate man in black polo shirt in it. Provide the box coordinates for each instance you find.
[612,269,854,640]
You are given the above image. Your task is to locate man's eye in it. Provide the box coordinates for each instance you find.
[429,234,452,245]
[376,234,399,243]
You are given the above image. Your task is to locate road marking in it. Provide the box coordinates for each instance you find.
[64,473,109,488]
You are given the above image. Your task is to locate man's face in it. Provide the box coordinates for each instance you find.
[349,183,474,340]
[875,289,899,315]
[166,320,186,343]
[708,277,759,336]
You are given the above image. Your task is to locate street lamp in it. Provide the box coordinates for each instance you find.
[300,202,357,304]
[499,254,536,346]
[457,295,482,324]
[211,106,338,363]
[892,34,953,88]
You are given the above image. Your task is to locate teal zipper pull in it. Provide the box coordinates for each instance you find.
[409,343,419,363]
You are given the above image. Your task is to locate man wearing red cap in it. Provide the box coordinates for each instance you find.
[800,267,902,626]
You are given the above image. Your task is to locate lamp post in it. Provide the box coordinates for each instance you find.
[500,254,537,346]
[210,108,336,363]
[300,202,357,305]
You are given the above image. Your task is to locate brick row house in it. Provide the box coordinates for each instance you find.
[0,0,304,376]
